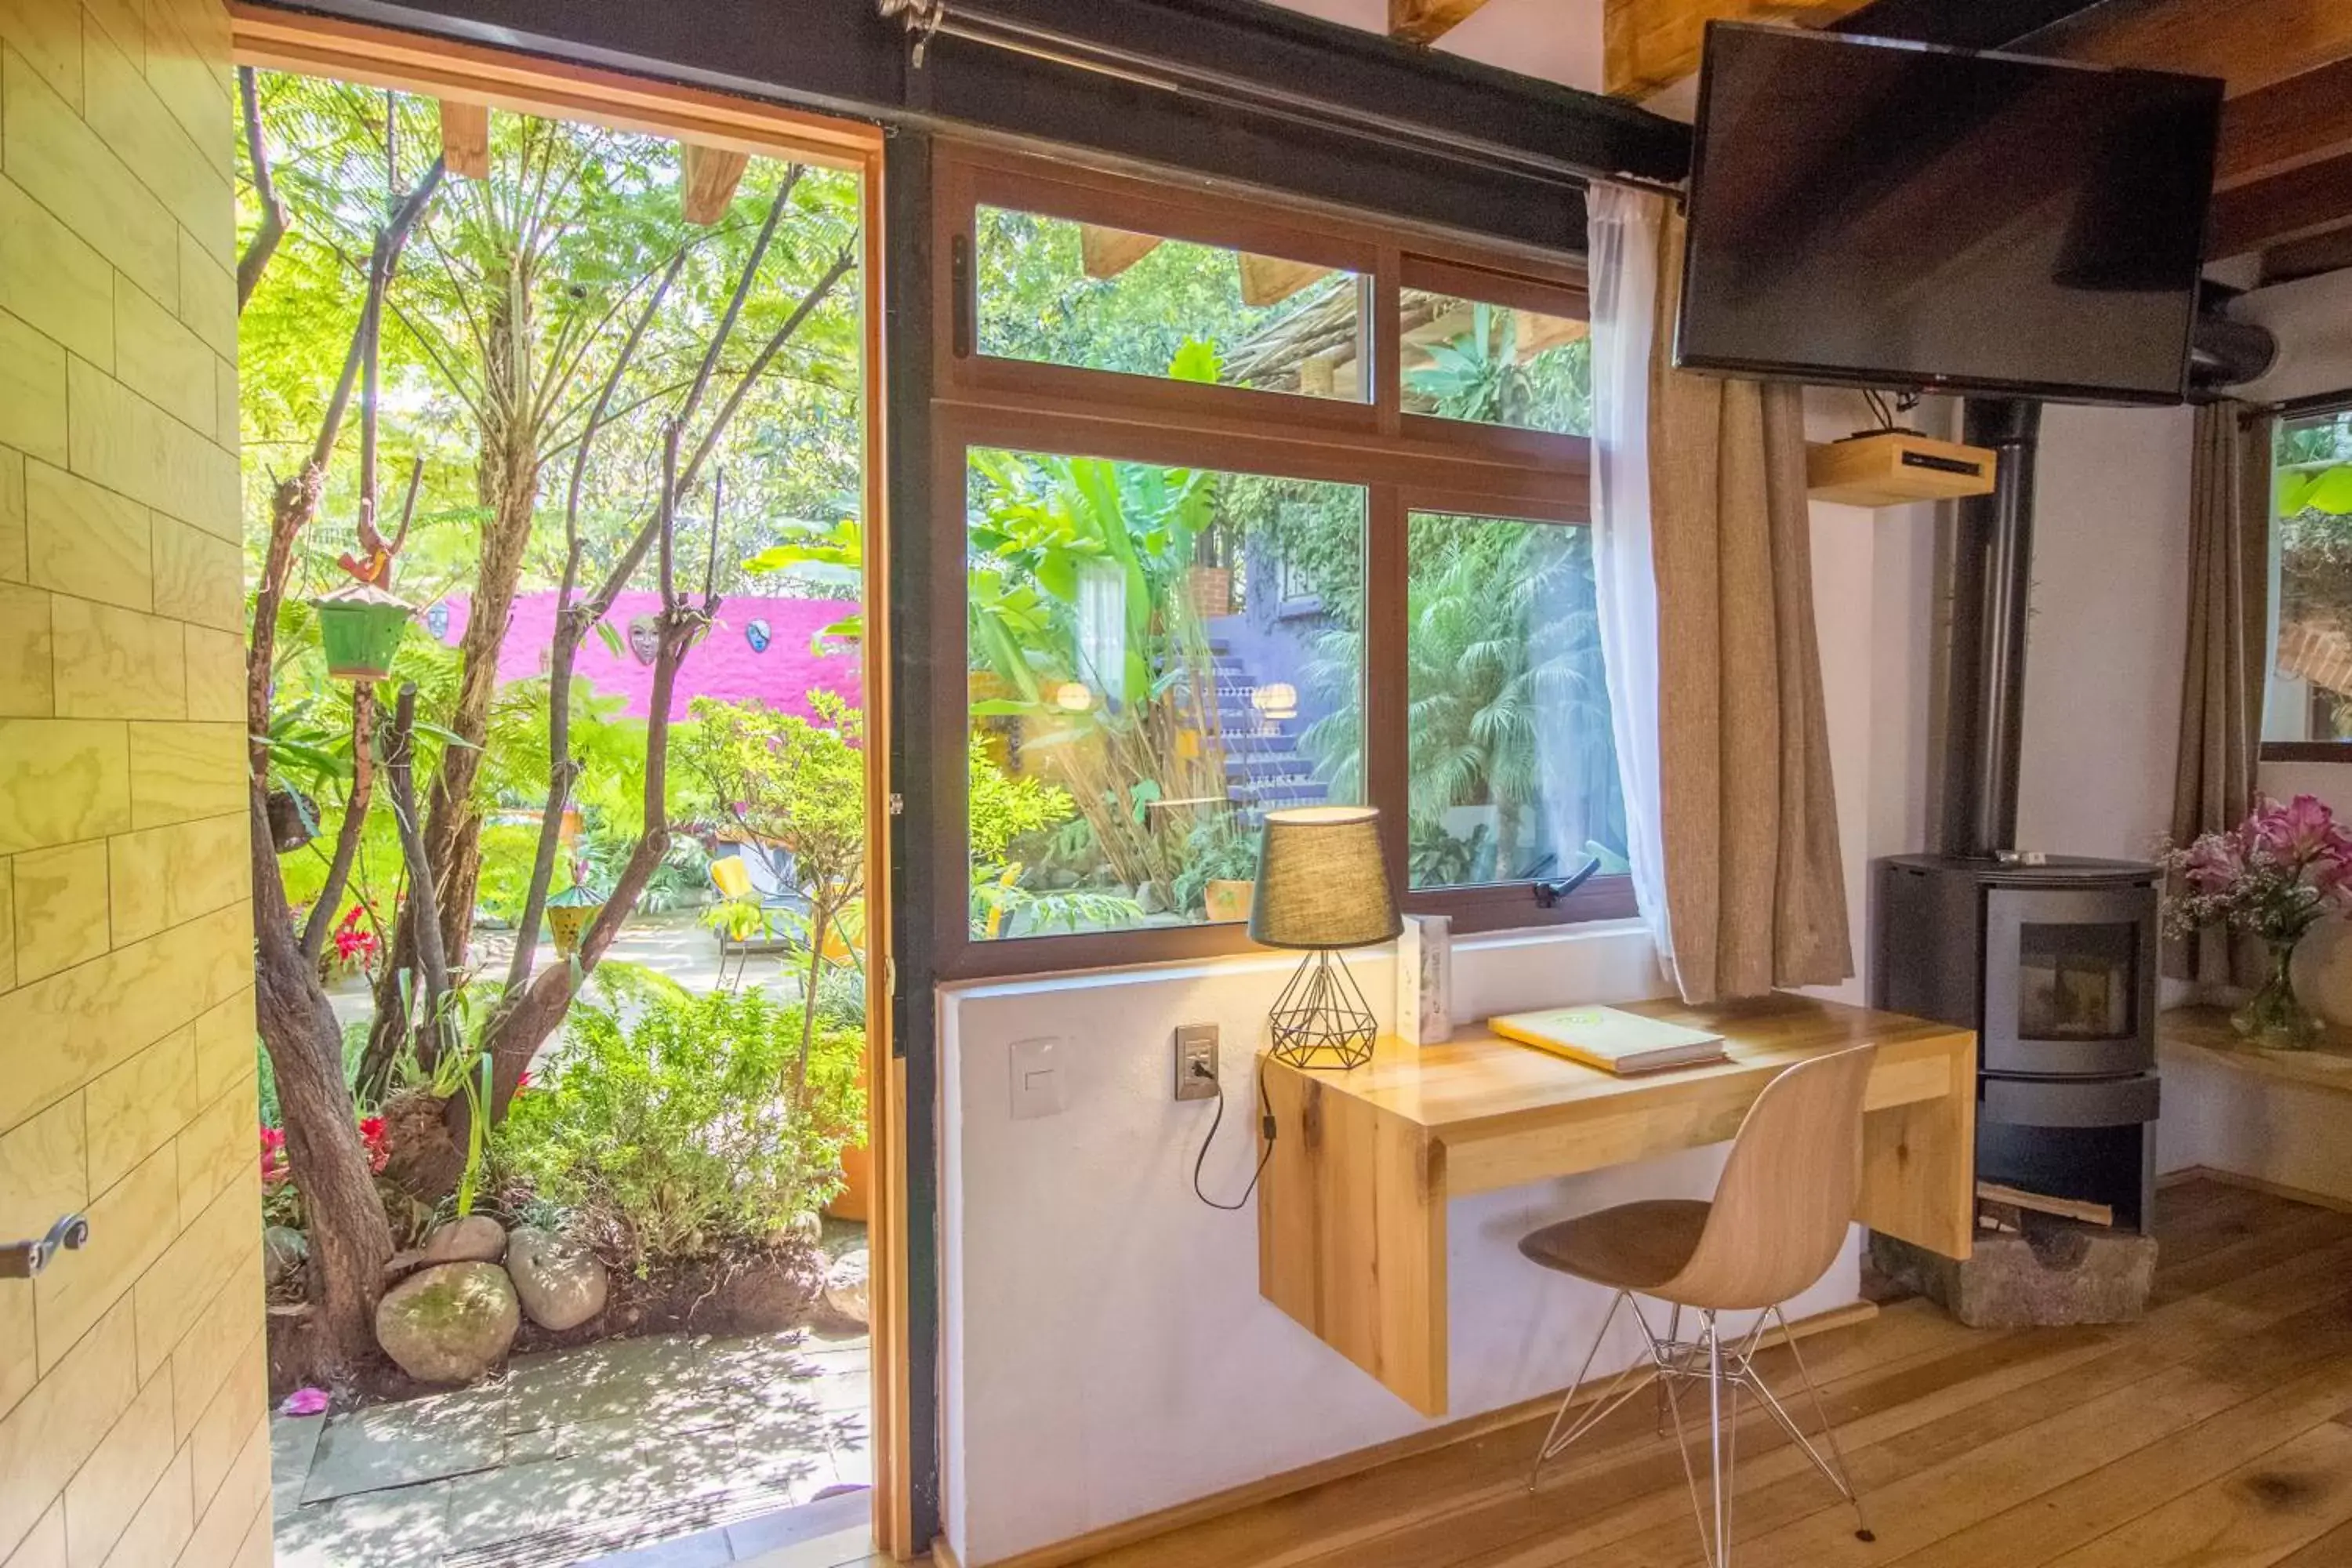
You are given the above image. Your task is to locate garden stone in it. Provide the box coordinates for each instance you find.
[419,1214,507,1266]
[819,1248,869,1331]
[375,1261,519,1384]
[506,1226,609,1332]
[263,1225,308,1290]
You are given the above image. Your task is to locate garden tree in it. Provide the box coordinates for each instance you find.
[237,72,859,1373]
[672,694,867,1109]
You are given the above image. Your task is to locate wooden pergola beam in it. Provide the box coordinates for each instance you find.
[1389,0,1489,45]
[2216,56,2352,191]
[2044,0,2352,99]
[2209,148,2352,258]
[1079,224,1162,280]
[681,143,750,224]
[1602,0,1870,99]
[438,100,489,180]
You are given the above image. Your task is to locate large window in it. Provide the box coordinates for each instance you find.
[2264,402,2352,758]
[935,147,1625,974]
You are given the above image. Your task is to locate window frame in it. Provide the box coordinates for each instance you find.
[2261,390,2352,764]
[933,142,1627,980]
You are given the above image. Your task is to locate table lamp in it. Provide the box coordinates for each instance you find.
[1250,804,1400,1069]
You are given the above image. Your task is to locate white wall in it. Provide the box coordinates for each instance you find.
[935,414,1924,1564]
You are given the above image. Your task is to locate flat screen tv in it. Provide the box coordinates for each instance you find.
[1675,25,2223,405]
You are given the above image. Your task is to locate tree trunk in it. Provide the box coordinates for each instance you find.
[251,776,393,1377]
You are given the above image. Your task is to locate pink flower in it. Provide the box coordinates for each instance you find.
[259,1126,290,1187]
[280,1387,329,1417]
[2182,832,2245,892]
[515,1070,533,1092]
[2252,794,2340,863]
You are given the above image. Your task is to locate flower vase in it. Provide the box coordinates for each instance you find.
[2234,938,2325,1049]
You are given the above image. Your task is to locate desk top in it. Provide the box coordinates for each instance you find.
[1271,993,1973,1138]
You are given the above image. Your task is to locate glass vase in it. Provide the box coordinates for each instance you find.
[2233,937,2325,1050]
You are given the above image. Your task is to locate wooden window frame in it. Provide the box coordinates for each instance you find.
[224,11,922,1559]
[2261,391,2352,765]
[934,141,1629,982]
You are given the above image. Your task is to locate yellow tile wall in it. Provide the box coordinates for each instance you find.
[0,2,266,1565]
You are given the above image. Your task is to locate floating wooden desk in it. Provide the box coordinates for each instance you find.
[1256,993,1977,1416]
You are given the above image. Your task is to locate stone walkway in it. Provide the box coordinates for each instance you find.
[271,1328,870,1567]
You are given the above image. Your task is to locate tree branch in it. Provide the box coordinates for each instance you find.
[237,67,289,311]
[300,685,378,964]
[679,243,855,495]
[386,683,451,1019]
[676,165,800,436]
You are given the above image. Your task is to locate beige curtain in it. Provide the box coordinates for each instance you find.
[2169,401,2271,985]
[1648,213,1853,1004]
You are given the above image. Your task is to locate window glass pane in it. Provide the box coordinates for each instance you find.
[1404,514,1624,889]
[976,205,1367,401]
[1399,292,1592,435]
[2268,407,2352,745]
[968,448,1367,938]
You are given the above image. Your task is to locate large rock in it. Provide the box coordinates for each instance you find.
[419,1215,507,1265]
[375,1261,519,1384]
[818,1248,869,1332]
[1871,1221,2157,1329]
[263,1225,308,1290]
[506,1226,609,1332]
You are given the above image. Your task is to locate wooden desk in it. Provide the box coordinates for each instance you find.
[1256,994,1977,1416]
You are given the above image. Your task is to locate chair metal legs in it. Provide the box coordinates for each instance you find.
[1526,1298,1873,1566]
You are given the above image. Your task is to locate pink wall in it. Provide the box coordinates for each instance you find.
[437,591,862,721]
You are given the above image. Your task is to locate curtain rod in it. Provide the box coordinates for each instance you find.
[876,0,1686,203]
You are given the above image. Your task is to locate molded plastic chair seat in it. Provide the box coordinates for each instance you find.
[1519,1199,1711,1294]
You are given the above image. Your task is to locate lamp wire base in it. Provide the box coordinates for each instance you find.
[1268,948,1378,1070]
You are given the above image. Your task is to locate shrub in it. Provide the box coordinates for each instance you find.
[495,970,866,1271]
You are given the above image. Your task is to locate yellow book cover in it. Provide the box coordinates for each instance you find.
[1488,1006,1726,1074]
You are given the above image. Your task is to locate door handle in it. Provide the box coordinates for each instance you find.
[0,1214,89,1280]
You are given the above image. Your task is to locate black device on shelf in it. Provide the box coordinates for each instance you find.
[1675,23,2223,405]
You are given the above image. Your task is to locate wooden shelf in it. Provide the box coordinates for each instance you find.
[2158,1004,2352,1096]
[1807,431,1999,507]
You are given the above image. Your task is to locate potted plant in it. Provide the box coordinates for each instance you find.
[2162,794,2352,1048]
[1174,817,1261,924]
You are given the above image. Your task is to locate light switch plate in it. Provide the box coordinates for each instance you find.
[1009,1036,1064,1120]
[1174,1024,1219,1101]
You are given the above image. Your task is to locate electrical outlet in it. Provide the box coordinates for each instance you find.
[1174,1023,1219,1101]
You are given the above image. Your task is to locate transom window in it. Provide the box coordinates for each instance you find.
[931,145,1626,976]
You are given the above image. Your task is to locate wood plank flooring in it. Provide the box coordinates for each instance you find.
[1065,1178,2352,1568]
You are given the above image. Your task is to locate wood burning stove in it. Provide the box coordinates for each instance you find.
[1874,855,2160,1232]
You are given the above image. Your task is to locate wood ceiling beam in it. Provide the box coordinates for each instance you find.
[2262,225,2352,287]
[1389,0,1489,45]
[1602,0,1871,100]
[681,143,750,224]
[2042,0,2352,99]
[2208,149,2352,258]
[2216,56,2352,191]
[438,100,489,180]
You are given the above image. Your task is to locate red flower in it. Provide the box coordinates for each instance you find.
[515,1070,533,1093]
[331,906,379,966]
[358,1116,389,1174]
[259,1125,290,1187]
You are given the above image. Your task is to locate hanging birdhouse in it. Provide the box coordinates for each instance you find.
[546,880,607,960]
[312,583,415,681]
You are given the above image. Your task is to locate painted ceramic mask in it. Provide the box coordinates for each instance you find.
[423,601,450,638]
[626,615,661,666]
[746,618,772,653]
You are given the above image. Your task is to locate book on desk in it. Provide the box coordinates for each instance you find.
[1488,1005,1729,1074]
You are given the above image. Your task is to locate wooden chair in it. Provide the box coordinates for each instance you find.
[1517,1042,1878,1566]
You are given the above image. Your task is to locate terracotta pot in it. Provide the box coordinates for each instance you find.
[1204,879,1255,924]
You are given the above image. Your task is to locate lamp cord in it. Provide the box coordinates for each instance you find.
[1191,1058,1277,1211]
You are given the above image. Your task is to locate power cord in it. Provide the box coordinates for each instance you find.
[1190,1058,1277,1211]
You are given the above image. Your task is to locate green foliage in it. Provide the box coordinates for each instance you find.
[495,971,866,1269]
[674,693,866,908]
[1404,304,1592,436]
[968,735,1077,864]
[1170,816,1261,918]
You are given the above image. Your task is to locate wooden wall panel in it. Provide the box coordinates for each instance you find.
[0,2,270,1566]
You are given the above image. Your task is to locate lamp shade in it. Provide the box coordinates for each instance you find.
[1248,805,1399,950]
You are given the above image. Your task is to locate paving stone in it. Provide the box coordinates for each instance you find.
[504,1403,734,1467]
[578,1526,736,1566]
[274,1479,454,1567]
[443,1425,745,1547]
[270,1412,325,1519]
[299,1389,510,1504]
[720,1488,873,1559]
[503,1333,712,1434]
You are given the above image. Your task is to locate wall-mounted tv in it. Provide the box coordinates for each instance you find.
[1675,24,2223,406]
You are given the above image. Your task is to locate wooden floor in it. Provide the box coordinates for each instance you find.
[1068,1177,2352,1568]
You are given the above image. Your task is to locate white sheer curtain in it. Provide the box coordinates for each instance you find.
[1584,183,1675,982]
